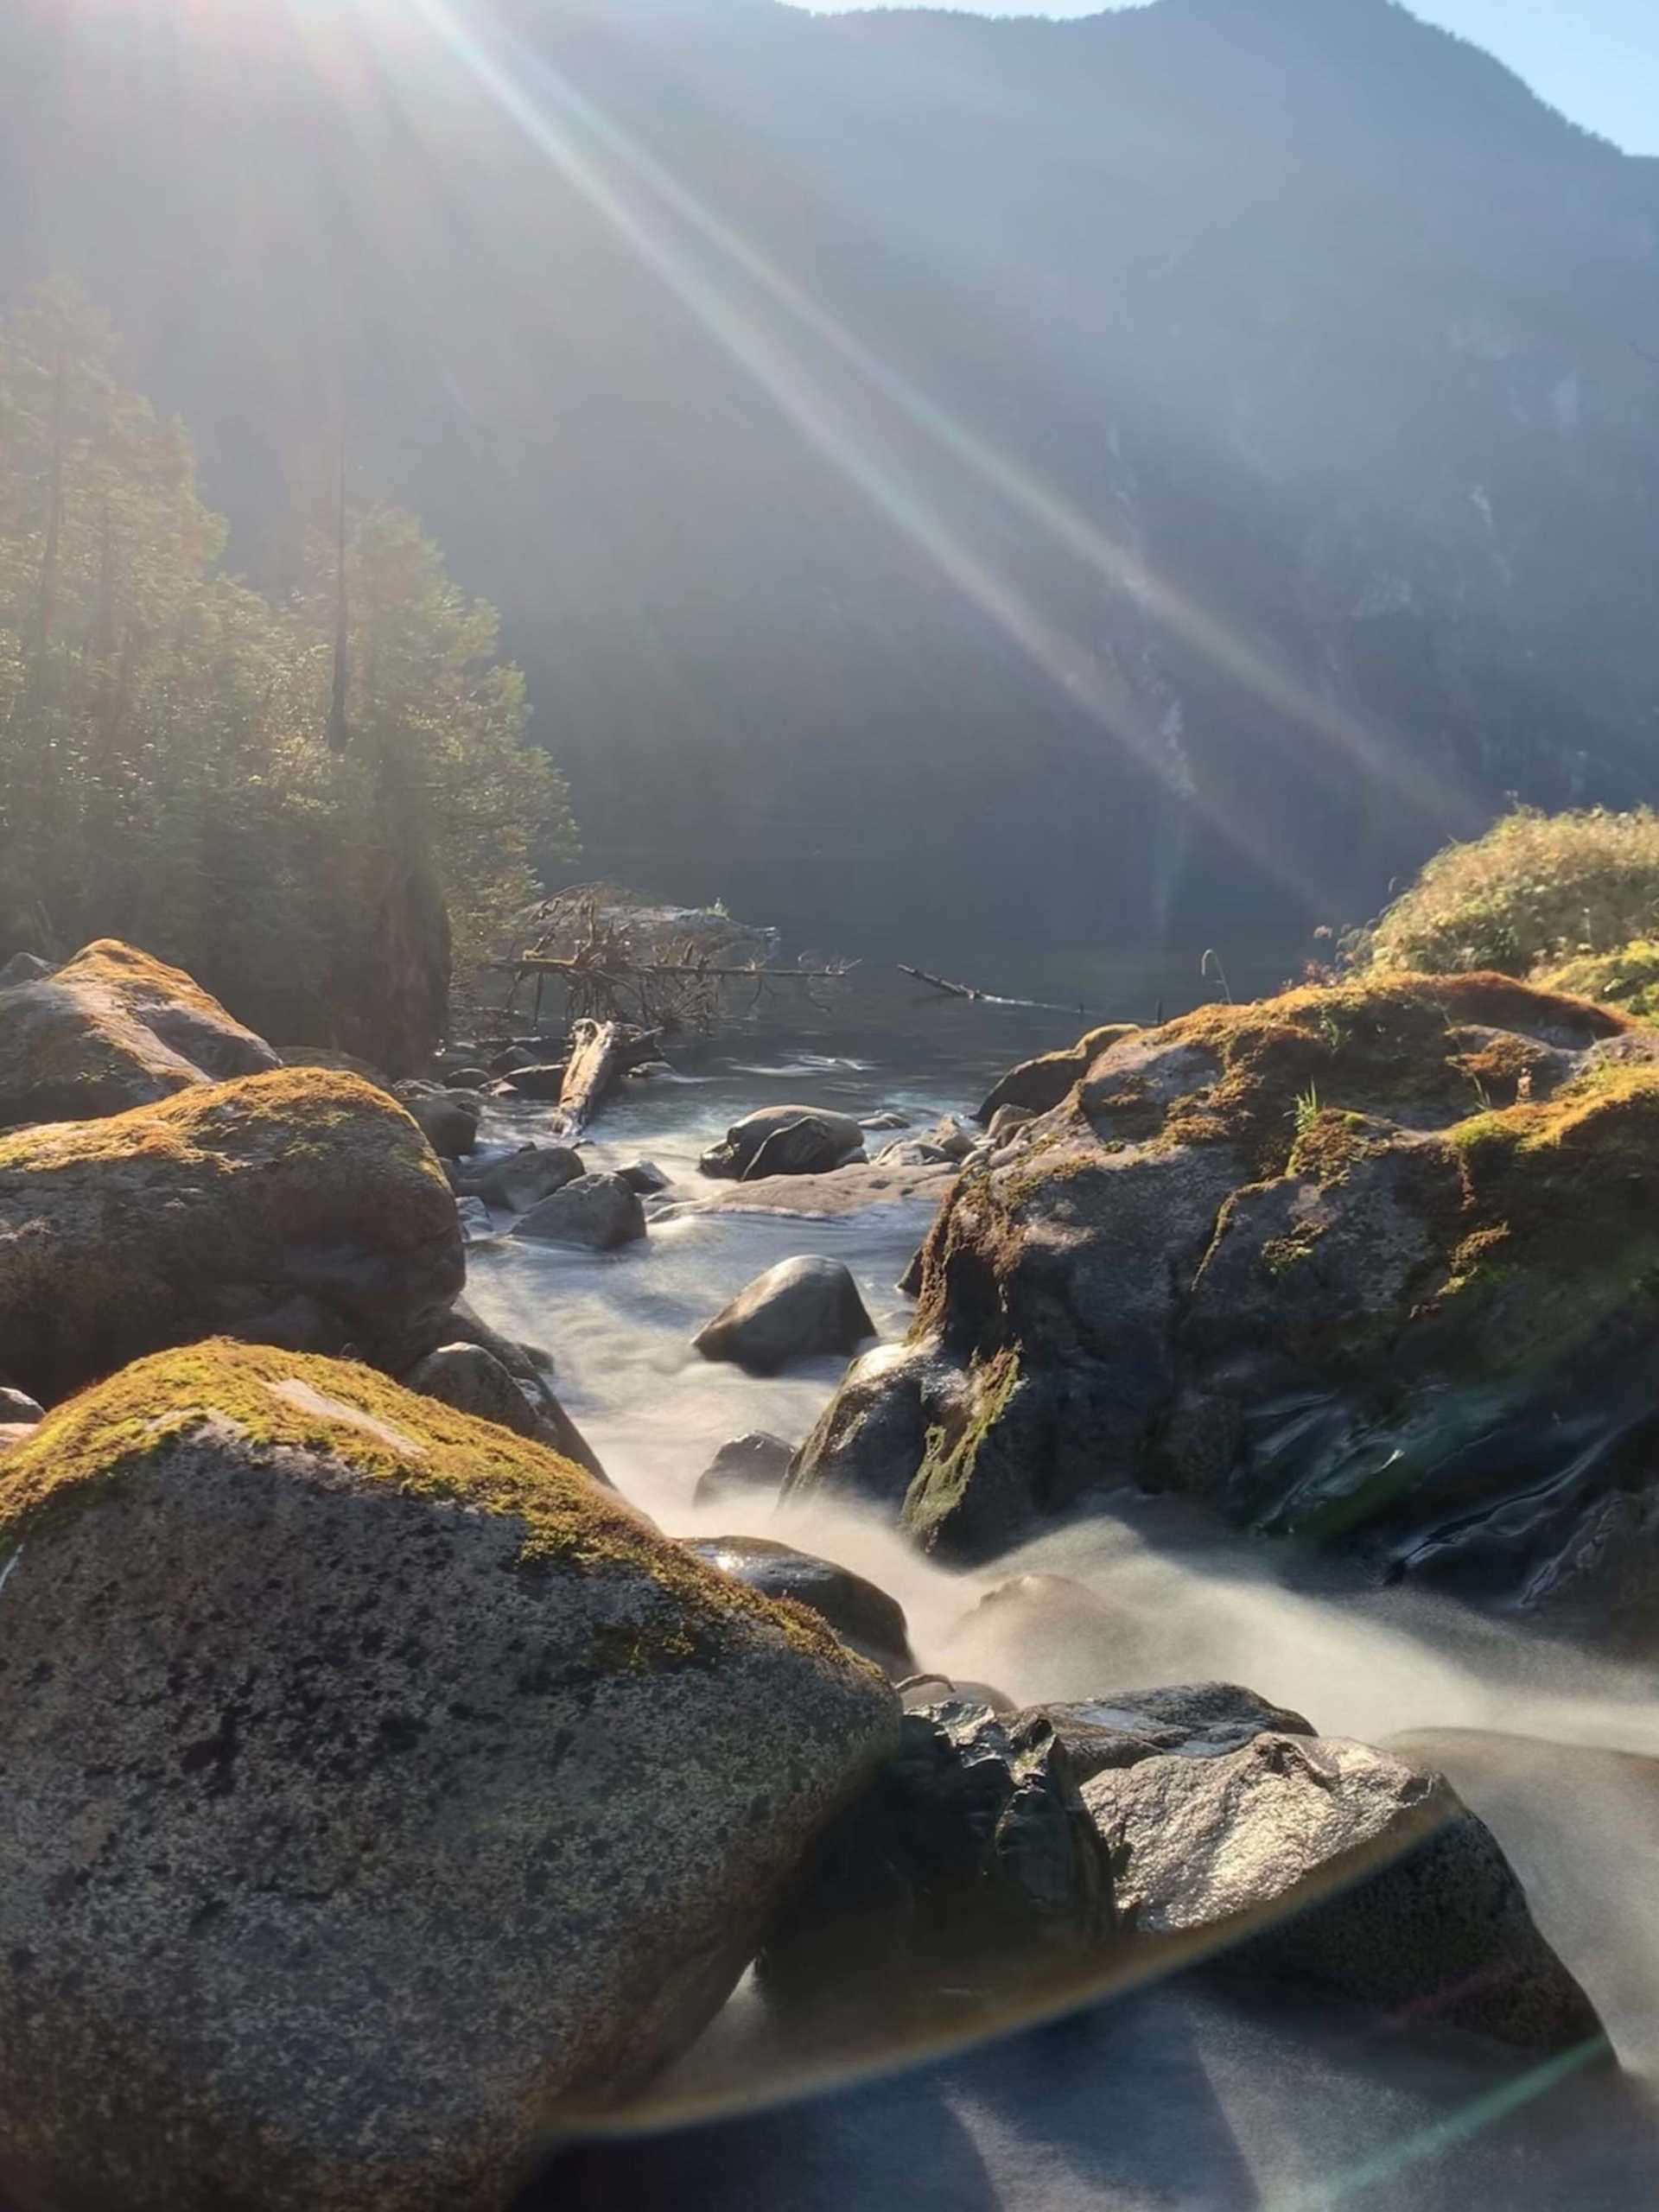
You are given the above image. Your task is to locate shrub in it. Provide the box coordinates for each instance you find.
[1363,808,1659,979]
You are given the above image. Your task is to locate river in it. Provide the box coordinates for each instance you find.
[460,973,1659,2212]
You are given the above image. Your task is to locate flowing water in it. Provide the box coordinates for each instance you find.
[461,973,1659,2211]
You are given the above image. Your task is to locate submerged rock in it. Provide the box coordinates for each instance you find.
[788,976,1659,1620]
[695,1431,795,1508]
[0,1344,896,2212]
[0,1068,463,1405]
[0,938,278,1130]
[699,1103,865,1181]
[509,1171,646,1249]
[685,1535,915,1678]
[1084,1730,1602,2053]
[694,1255,876,1376]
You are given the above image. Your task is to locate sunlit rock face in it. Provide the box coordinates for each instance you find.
[787,975,1659,1631]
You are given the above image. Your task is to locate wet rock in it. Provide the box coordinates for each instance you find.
[789,976,1659,1608]
[695,1431,795,1509]
[872,1137,954,1168]
[1084,1730,1602,2052]
[926,1115,982,1164]
[694,1255,875,1376]
[442,1065,493,1090]
[699,1103,866,1181]
[435,1299,609,1486]
[0,1343,897,2212]
[679,1160,957,1219]
[0,1069,464,1405]
[455,1197,493,1242]
[1033,1683,1316,1783]
[897,1243,925,1297]
[458,1143,584,1211]
[899,1673,1017,1717]
[401,1342,607,1484]
[686,1534,915,1678]
[488,1044,537,1076]
[397,1084,480,1160]
[0,1386,43,1425]
[760,1695,1112,2009]
[509,1171,647,1250]
[860,1109,912,1131]
[0,938,279,1131]
[616,1158,670,1195]
[973,1025,1141,1127]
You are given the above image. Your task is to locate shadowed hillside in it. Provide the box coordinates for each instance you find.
[3,0,1656,969]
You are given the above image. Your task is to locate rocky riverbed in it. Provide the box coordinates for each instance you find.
[3,947,1659,2212]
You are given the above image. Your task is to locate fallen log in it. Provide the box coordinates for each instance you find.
[898,963,984,1001]
[554,1019,658,1137]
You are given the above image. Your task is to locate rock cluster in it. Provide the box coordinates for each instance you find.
[789,974,1659,1621]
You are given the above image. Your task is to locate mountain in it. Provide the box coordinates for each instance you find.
[4,0,1656,972]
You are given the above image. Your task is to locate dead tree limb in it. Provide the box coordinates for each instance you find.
[555,1019,660,1137]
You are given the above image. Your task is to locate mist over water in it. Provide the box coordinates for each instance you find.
[468,977,1659,2206]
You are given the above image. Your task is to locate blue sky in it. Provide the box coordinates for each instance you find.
[788,1,1659,157]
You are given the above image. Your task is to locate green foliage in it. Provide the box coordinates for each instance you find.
[1536,941,1659,1024]
[1361,806,1659,981]
[0,283,577,1060]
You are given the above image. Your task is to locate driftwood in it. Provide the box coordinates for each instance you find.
[898,963,986,1001]
[555,1019,658,1137]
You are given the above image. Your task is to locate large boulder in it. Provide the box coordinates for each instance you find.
[698,1103,866,1181]
[0,938,278,1130]
[509,1171,647,1250]
[693,1255,876,1376]
[0,1343,896,2212]
[1084,1730,1601,2052]
[0,1068,463,1404]
[787,975,1659,1619]
[685,1535,915,1678]
[761,1694,1113,2010]
[396,1084,481,1161]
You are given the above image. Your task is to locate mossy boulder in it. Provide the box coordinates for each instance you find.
[0,938,279,1130]
[787,975,1659,1626]
[973,1022,1141,1126]
[0,1342,897,2212]
[0,1066,464,1403]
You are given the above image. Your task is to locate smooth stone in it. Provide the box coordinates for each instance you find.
[0,1387,44,1426]
[459,1144,584,1211]
[509,1172,647,1250]
[684,1535,915,1679]
[694,1256,875,1376]
[694,1432,795,1509]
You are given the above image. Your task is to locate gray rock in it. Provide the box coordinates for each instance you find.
[686,1534,915,1678]
[397,1084,480,1160]
[0,1342,897,2212]
[510,1171,647,1250]
[401,1341,607,1484]
[694,1255,876,1376]
[761,1695,1112,2009]
[1033,1683,1316,1783]
[679,1160,957,1218]
[1084,1731,1602,2051]
[0,950,54,988]
[987,1103,1035,1142]
[695,1431,795,1508]
[458,1143,584,1211]
[441,1065,493,1090]
[0,938,278,1131]
[0,1069,464,1407]
[455,1195,495,1242]
[487,1044,537,1075]
[859,1109,912,1132]
[926,1115,981,1163]
[0,1385,43,1425]
[871,1138,953,1168]
[615,1157,670,1195]
[699,1103,866,1181]
[973,1026,1141,1125]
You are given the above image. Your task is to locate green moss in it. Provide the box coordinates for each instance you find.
[0,1342,868,1675]
[1538,940,1659,1023]
[904,1345,1023,1544]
